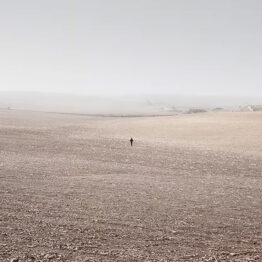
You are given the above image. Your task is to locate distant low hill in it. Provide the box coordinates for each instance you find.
[0,91,262,115]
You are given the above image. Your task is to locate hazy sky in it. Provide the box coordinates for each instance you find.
[1,0,262,96]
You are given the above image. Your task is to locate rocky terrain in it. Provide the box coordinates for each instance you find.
[0,110,261,261]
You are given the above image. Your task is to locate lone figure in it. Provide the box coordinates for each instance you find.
[130,138,134,146]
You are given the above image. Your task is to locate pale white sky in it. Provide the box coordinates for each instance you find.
[0,0,262,95]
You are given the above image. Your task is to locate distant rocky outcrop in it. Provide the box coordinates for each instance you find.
[212,107,224,112]
[238,105,262,112]
[186,108,207,114]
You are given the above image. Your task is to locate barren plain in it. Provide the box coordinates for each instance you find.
[0,110,261,262]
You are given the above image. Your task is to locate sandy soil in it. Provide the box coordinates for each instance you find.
[0,110,261,261]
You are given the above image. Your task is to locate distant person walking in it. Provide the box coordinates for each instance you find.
[130,138,134,146]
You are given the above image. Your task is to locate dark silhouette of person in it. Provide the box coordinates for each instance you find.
[130,138,134,146]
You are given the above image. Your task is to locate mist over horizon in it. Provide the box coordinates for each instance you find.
[1,91,262,115]
[1,1,262,114]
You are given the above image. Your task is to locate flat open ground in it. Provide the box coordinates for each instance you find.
[0,110,261,262]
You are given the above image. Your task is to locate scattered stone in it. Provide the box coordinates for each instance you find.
[11,258,19,262]
[28,255,36,261]
[44,253,57,260]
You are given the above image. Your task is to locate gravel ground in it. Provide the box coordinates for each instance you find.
[0,110,261,262]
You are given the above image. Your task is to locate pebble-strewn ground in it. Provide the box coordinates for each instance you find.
[0,110,261,261]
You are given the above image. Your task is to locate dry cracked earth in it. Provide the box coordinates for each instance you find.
[0,110,261,262]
